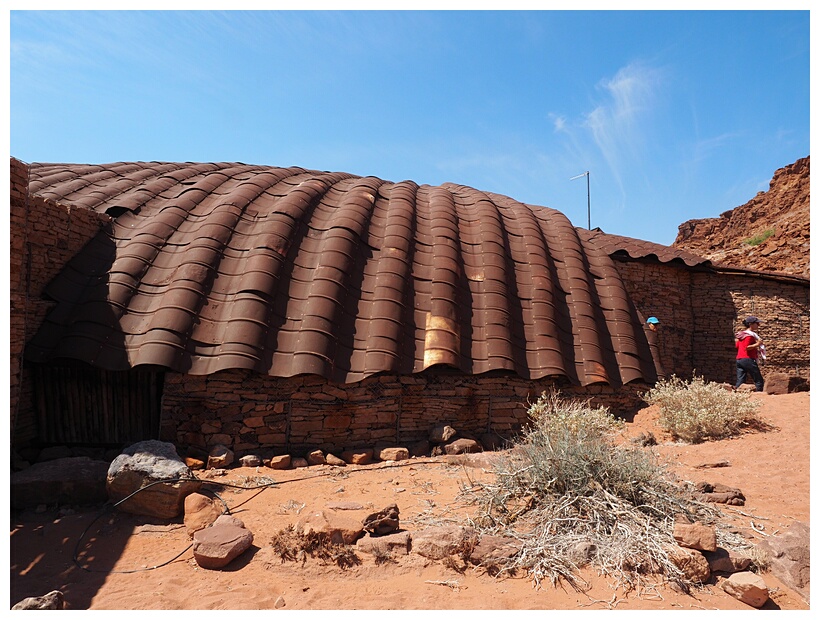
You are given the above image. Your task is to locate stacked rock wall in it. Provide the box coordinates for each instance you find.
[160,369,648,456]
[10,157,110,447]
[614,259,809,385]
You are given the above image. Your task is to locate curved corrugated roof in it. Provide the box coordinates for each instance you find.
[577,228,712,267]
[25,161,658,386]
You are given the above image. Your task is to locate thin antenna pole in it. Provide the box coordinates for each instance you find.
[570,171,591,229]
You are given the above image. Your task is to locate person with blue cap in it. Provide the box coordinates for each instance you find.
[735,316,764,391]
[644,316,665,378]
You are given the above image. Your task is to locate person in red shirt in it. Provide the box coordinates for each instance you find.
[735,316,764,391]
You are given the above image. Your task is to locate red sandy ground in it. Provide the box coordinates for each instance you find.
[9,392,810,611]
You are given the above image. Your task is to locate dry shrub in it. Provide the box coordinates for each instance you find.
[269,525,361,569]
[462,389,721,592]
[642,375,762,443]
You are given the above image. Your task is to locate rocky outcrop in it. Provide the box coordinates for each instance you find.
[673,156,809,278]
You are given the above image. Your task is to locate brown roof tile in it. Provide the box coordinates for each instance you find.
[25,161,661,386]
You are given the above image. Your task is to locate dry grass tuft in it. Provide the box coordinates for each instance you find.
[461,389,723,593]
[269,525,361,569]
[642,375,762,443]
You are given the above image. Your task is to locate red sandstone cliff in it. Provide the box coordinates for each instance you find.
[673,156,809,278]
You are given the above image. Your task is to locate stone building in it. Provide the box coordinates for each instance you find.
[9,158,809,460]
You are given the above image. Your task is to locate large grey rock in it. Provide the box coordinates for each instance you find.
[192,515,254,569]
[106,440,201,519]
[756,520,810,604]
[11,457,109,509]
[11,590,65,610]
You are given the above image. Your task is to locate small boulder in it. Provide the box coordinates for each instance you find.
[207,444,234,469]
[326,453,347,466]
[11,590,65,610]
[106,440,201,519]
[763,372,790,395]
[192,514,254,569]
[267,454,291,470]
[185,457,205,471]
[669,547,711,583]
[184,492,224,537]
[756,520,810,604]
[721,571,770,608]
[377,447,410,462]
[469,535,518,566]
[673,521,717,552]
[306,450,326,466]
[444,438,483,455]
[340,449,373,465]
[362,504,400,536]
[294,509,364,545]
[356,531,411,556]
[429,425,457,444]
[412,525,477,560]
[239,454,261,468]
[292,457,310,468]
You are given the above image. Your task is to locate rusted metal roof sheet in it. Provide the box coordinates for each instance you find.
[25,162,658,386]
[577,228,712,267]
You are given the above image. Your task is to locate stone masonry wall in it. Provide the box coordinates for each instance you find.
[160,369,649,457]
[615,259,809,385]
[10,157,111,447]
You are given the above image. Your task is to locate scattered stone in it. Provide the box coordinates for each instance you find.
[468,535,518,566]
[673,521,717,552]
[239,454,261,468]
[356,530,411,556]
[184,492,224,537]
[430,445,445,457]
[362,503,400,536]
[294,509,365,545]
[429,425,457,443]
[267,454,292,470]
[695,460,731,469]
[444,438,483,455]
[695,482,745,505]
[326,501,364,510]
[703,547,752,574]
[736,384,756,393]
[11,590,65,610]
[11,456,109,509]
[292,457,310,468]
[340,449,373,465]
[412,525,477,560]
[763,372,790,395]
[721,571,770,608]
[409,439,431,457]
[274,596,286,609]
[207,444,234,470]
[306,450,326,466]
[185,457,205,470]
[756,520,810,604]
[669,547,711,583]
[106,440,201,519]
[377,447,410,462]
[201,468,227,478]
[325,454,346,466]
[192,514,254,569]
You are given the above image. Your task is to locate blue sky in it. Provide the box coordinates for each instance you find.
[7,8,811,245]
